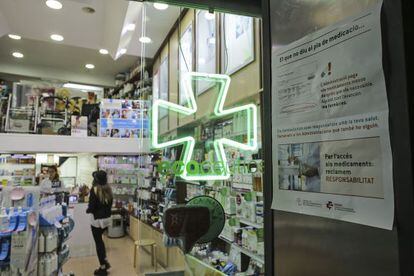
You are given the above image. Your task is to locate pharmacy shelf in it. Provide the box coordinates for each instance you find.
[109,183,138,185]
[0,133,150,154]
[238,218,263,229]
[219,235,265,264]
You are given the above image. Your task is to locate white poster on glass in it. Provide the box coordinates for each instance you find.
[222,14,254,75]
[196,10,216,95]
[271,1,394,230]
[179,24,193,105]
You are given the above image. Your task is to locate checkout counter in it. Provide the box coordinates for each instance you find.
[66,203,95,257]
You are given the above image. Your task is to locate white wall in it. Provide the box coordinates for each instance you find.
[76,153,97,187]
[59,157,77,177]
[0,12,9,38]
[35,153,97,187]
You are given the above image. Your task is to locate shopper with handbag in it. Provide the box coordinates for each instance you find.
[86,171,113,275]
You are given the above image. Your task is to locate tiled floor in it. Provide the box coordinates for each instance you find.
[63,236,159,276]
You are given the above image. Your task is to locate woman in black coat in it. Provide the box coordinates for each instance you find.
[86,171,113,276]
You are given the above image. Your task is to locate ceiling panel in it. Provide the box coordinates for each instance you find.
[0,0,181,85]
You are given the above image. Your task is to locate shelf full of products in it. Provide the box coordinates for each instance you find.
[98,155,153,202]
[107,62,152,100]
[0,154,36,186]
[158,113,264,275]
[38,194,74,276]
[0,187,73,276]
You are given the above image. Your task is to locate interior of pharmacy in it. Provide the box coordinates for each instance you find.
[0,0,264,275]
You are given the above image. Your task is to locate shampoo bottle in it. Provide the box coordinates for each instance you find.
[38,232,45,253]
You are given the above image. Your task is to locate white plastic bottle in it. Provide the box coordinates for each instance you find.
[38,232,45,253]
[47,230,58,252]
[44,253,52,275]
[51,252,58,273]
[0,207,9,232]
[38,255,45,276]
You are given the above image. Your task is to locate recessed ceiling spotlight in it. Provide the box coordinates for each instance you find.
[139,36,152,44]
[85,64,95,69]
[99,49,109,55]
[119,48,127,55]
[46,0,63,10]
[8,34,21,40]
[82,6,95,14]
[12,52,24,58]
[126,23,136,31]
[204,12,215,21]
[153,3,169,10]
[50,34,64,41]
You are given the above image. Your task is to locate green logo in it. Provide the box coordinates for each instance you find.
[156,159,264,176]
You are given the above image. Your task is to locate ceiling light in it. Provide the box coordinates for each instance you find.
[8,34,21,40]
[50,34,64,41]
[46,0,63,10]
[204,12,215,21]
[153,3,169,10]
[139,36,152,44]
[99,49,109,55]
[126,23,136,31]
[12,52,24,58]
[85,64,95,69]
[63,83,102,92]
[119,48,127,55]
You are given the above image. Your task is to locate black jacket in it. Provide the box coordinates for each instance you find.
[86,187,112,220]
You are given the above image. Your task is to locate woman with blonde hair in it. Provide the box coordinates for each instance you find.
[86,171,113,275]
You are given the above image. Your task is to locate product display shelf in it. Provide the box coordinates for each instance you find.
[238,218,263,229]
[186,254,227,276]
[218,235,265,264]
[109,71,152,100]
[0,133,151,154]
[139,217,163,234]
[230,186,262,196]
[0,155,36,186]
[110,71,142,96]
[110,183,137,186]
[99,155,152,201]
[38,195,73,276]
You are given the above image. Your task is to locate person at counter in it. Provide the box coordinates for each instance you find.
[40,165,62,193]
[86,170,113,276]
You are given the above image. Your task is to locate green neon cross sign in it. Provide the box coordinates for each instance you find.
[151,72,257,180]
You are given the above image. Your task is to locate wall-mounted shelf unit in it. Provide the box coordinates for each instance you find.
[0,133,151,154]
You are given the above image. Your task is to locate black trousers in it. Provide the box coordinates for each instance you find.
[91,226,107,266]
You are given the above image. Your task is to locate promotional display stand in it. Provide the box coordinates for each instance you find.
[0,187,73,276]
[0,187,40,275]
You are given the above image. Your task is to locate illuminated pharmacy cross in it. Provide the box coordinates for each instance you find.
[151,72,258,181]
